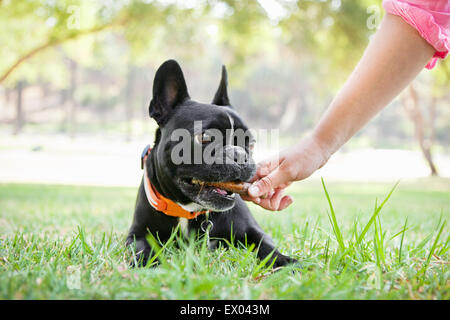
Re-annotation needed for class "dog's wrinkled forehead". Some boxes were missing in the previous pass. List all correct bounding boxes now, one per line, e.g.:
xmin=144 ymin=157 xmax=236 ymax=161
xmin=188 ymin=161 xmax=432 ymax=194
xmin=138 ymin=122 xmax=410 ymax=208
xmin=160 ymin=99 xmax=247 ymax=137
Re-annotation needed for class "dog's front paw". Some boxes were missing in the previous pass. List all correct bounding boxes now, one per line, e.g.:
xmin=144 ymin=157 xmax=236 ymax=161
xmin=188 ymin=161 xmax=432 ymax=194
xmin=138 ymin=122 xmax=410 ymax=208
xmin=129 ymin=250 xmax=150 ymax=268
xmin=126 ymin=236 xmax=157 ymax=268
xmin=272 ymin=255 xmax=300 ymax=269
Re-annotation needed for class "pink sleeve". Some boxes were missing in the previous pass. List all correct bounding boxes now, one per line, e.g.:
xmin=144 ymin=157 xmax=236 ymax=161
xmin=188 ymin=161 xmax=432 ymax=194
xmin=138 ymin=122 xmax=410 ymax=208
xmin=382 ymin=0 xmax=449 ymax=69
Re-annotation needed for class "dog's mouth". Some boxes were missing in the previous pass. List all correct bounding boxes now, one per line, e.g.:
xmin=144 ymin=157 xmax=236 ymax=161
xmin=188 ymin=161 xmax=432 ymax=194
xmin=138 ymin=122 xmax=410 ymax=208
xmin=177 ymin=175 xmax=252 ymax=211
xmin=179 ymin=177 xmax=236 ymax=199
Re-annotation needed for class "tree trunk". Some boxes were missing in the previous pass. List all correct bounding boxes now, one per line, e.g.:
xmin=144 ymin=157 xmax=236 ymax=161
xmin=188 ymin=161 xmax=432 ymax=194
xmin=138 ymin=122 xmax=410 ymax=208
xmin=58 ymin=89 xmax=68 ymax=133
xmin=13 ymin=80 xmax=25 ymax=135
xmin=279 ymin=96 xmax=300 ymax=131
xmin=4 ymin=87 xmax=11 ymax=106
xmin=125 ymin=64 xmax=136 ymax=142
xmin=428 ymin=94 xmax=437 ymax=146
xmin=63 ymin=59 xmax=78 ymax=139
xmin=402 ymin=84 xmax=438 ymax=176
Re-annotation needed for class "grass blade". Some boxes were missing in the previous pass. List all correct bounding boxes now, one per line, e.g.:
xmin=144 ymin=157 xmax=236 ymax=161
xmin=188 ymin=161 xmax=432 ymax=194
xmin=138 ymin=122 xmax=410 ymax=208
xmin=321 ymin=178 xmax=345 ymax=251
xmin=418 ymin=218 xmax=446 ymax=276
xmin=356 ymin=182 xmax=399 ymax=245
xmin=146 ymin=224 xmax=180 ymax=266
xmin=397 ymin=217 xmax=408 ymax=264
xmin=252 ymin=249 xmax=276 ymax=278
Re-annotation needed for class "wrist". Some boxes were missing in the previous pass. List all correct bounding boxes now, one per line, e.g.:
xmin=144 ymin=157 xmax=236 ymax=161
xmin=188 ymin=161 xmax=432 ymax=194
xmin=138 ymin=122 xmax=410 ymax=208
xmin=307 ymin=132 xmax=333 ymax=168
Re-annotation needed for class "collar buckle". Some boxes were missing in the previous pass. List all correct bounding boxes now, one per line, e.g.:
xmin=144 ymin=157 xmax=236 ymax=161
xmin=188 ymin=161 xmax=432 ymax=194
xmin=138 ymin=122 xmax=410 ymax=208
xmin=141 ymin=144 xmax=151 ymax=169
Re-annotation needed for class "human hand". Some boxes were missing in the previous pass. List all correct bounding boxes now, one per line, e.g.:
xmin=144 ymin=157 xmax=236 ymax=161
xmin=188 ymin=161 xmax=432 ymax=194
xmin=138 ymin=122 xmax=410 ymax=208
xmin=241 ymin=135 xmax=330 ymax=211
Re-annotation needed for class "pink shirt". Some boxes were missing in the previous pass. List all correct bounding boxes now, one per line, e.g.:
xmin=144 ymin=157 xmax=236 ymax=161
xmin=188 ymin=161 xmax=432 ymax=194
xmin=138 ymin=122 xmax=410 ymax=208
xmin=383 ymin=0 xmax=449 ymax=69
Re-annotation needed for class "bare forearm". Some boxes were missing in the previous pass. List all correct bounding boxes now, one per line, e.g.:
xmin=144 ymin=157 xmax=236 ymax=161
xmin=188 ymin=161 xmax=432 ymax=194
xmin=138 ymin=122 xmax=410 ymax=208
xmin=246 ymin=14 xmax=437 ymax=210
xmin=312 ymin=14 xmax=435 ymax=156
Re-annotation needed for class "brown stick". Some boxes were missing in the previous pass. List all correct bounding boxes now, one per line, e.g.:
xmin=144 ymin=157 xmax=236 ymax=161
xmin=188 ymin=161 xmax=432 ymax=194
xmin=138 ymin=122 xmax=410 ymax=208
xmin=192 ymin=179 xmax=251 ymax=195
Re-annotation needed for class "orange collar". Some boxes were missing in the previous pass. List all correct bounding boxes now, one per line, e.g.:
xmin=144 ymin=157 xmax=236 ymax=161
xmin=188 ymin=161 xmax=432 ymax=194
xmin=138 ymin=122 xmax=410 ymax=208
xmin=141 ymin=145 xmax=207 ymax=219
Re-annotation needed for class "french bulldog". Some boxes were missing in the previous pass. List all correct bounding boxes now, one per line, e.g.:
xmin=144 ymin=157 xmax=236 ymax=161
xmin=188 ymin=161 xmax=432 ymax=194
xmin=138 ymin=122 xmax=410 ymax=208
xmin=126 ymin=59 xmax=297 ymax=268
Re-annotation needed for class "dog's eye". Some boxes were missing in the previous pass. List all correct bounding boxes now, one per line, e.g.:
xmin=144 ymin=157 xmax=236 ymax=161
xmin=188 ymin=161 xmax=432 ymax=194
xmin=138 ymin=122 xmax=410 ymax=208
xmin=195 ymin=132 xmax=212 ymax=144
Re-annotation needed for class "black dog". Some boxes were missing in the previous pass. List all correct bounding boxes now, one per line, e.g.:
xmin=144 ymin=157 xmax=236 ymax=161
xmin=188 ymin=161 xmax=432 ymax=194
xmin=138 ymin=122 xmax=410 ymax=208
xmin=126 ymin=60 xmax=297 ymax=268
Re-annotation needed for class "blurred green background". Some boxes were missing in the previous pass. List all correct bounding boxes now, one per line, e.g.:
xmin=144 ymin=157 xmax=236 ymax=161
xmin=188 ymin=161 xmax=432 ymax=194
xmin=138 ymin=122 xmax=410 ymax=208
xmin=0 ymin=0 xmax=449 ymax=184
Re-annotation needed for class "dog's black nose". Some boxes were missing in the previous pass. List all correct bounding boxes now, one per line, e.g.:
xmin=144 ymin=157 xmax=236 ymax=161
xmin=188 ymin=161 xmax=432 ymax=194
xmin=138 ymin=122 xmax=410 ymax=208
xmin=234 ymin=147 xmax=248 ymax=164
xmin=225 ymin=145 xmax=248 ymax=165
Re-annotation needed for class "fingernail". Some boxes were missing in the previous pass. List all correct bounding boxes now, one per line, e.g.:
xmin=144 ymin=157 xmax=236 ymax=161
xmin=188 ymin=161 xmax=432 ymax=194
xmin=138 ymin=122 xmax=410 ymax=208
xmin=248 ymin=185 xmax=259 ymax=197
xmin=287 ymin=196 xmax=293 ymax=205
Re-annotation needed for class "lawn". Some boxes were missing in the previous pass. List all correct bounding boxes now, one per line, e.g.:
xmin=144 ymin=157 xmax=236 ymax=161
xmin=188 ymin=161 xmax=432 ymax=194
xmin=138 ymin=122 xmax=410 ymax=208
xmin=0 ymin=179 xmax=448 ymax=299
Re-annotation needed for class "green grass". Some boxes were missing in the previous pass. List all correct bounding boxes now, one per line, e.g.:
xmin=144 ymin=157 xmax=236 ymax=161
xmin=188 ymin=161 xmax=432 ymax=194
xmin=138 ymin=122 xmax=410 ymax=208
xmin=0 ymin=178 xmax=449 ymax=299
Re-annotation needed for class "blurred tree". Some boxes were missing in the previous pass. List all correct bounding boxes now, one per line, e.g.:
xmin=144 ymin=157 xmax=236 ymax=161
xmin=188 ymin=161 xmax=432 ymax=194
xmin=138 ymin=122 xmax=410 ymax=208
xmin=279 ymin=0 xmax=380 ymax=87
xmin=402 ymin=84 xmax=438 ymax=176
xmin=64 ymin=59 xmax=78 ymax=139
xmin=13 ymin=80 xmax=25 ymax=135
xmin=0 ymin=0 xmax=208 ymax=136
xmin=277 ymin=0 xmax=448 ymax=175
xmin=401 ymin=60 xmax=450 ymax=176
xmin=0 ymin=0 xmax=127 ymax=84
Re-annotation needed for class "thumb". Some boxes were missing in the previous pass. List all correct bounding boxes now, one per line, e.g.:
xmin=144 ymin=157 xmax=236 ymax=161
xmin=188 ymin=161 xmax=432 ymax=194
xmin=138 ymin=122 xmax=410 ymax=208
xmin=248 ymin=167 xmax=287 ymax=197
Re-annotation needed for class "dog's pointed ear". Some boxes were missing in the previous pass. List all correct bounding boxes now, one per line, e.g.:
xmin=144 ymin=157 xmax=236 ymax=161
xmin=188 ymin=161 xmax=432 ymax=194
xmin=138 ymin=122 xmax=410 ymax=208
xmin=212 ymin=65 xmax=230 ymax=106
xmin=149 ymin=60 xmax=189 ymax=125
